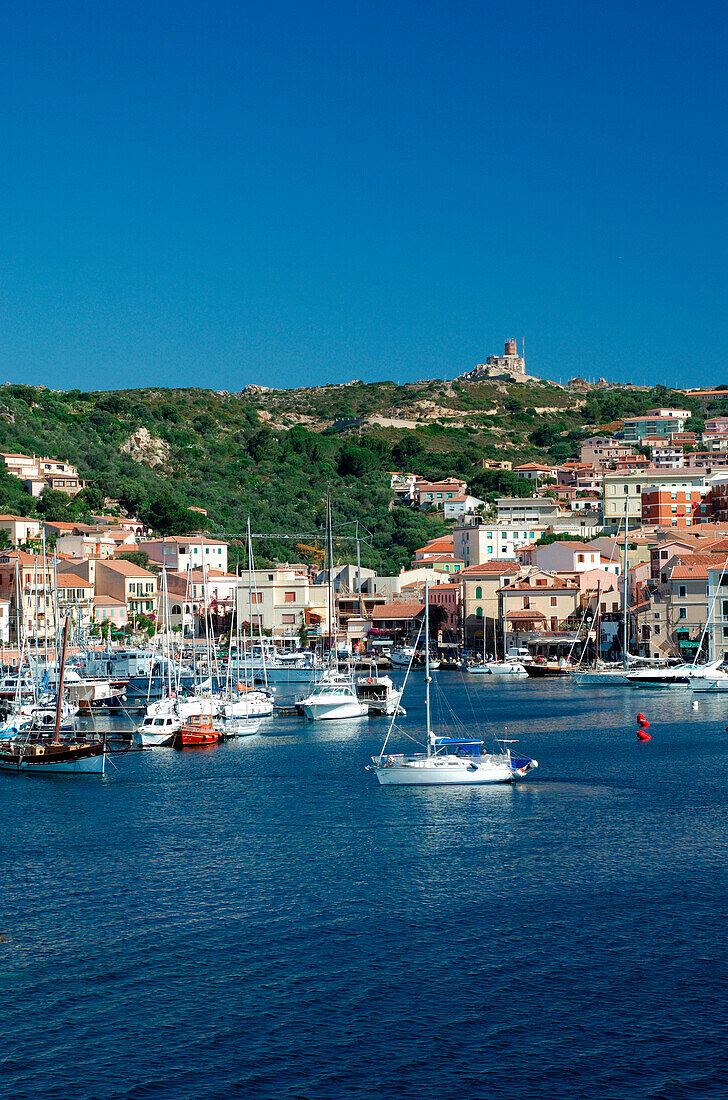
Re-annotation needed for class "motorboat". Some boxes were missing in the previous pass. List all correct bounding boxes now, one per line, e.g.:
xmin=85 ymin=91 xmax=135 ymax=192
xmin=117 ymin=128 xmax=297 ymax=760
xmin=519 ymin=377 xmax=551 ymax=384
xmin=134 ymin=711 xmax=181 ymax=746
xmin=626 ymin=665 xmax=692 ymax=687
xmin=298 ymin=670 xmax=368 ymax=721
xmin=356 ymin=674 xmax=404 ymax=715
xmin=525 ymin=659 xmax=572 ymax=678
xmin=388 ymin=646 xmax=419 ymax=668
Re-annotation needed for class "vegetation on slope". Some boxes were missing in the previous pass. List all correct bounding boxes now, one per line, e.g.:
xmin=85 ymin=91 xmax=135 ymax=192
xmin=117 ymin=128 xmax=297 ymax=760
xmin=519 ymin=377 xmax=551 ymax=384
xmin=0 ymin=379 xmax=722 ymax=573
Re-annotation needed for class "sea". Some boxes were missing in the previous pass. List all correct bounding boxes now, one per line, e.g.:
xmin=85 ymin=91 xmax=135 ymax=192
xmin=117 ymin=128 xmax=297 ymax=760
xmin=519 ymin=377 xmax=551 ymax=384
xmin=1 ymin=673 xmax=727 ymax=1100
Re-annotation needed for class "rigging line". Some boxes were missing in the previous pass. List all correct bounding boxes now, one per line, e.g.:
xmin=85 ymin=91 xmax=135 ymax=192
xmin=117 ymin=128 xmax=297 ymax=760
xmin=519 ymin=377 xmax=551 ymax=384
xmin=378 ymin=619 xmax=424 ymax=761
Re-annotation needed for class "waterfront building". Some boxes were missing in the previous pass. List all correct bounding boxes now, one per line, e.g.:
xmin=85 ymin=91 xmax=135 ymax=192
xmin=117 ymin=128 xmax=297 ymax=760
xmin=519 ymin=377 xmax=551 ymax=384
xmin=236 ymin=566 xmax=330 ymax=641
xmin=459 ymin=562 xmax=522 ymax=645
xmin=498 ymin=571 xmax=582 ymax=649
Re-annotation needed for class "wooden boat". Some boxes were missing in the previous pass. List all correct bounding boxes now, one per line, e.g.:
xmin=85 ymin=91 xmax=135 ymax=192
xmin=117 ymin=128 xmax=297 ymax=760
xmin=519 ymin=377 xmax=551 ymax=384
xmin=173 ymin=713 xmax=220 ymax=748
xmin=0 ymin=737 xmax=106 ymax=774
xmin=0 ymin=618 xmax=107 ymax=775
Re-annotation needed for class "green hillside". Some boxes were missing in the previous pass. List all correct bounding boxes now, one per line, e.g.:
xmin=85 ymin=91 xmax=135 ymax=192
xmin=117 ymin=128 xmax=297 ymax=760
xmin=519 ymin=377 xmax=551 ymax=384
xmin=0 ymin=379 xmax=720 ymax=573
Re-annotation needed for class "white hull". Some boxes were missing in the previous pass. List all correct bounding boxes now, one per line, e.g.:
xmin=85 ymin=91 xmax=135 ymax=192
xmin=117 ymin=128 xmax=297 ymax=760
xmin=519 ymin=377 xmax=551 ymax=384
xmin=220 ymin=695 xmax=274 ymax=718
xmin=570 ymin=670 xmax=629 ymax=685
xmin=219 ymin=716 xmax=262 ymax=736
xmin=302 ymin=700 xmax=368 ymax=720
xmin=134 ymin=728 xmax=177 ymax=746
xmin=375 ymin=757 xmax=514 ymax=785
xmin=468 ymin=663 xmax=527 ymax=676
xmin=692 ymin=678 xmax=728 ymax=693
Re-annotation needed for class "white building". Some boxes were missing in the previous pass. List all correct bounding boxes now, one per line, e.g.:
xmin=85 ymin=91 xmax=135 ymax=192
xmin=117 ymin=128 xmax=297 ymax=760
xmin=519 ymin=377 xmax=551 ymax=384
xmin=142 ymin=536 xmax=228 ymax=574
xmin=454 ymin=523 xmax=543 ymax=567
xmin=442 ymin=494 xmax=485 ymax=520
xmin=519 ymin=541 xmax=621 ymax=576
xmin=0 ymin=515 xmax=41 ymax=545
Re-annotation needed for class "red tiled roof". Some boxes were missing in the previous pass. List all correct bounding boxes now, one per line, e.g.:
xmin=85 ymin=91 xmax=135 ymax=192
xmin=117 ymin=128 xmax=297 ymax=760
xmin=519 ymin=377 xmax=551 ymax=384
xmin=506 ymin=609 xmax=547 ymax=620
xmin=370 ymin=601 xmax=425 ymax=620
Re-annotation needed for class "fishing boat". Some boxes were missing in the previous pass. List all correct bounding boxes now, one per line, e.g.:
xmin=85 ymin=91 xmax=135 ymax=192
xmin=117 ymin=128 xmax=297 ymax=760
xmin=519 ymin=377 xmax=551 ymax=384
xmin=172 ymin=713 xmax=220 ymax=748
xmin=134 ymin=710 xmax=181 ymax=746
xmin=368 ymin=579 xmax=538 ymax=785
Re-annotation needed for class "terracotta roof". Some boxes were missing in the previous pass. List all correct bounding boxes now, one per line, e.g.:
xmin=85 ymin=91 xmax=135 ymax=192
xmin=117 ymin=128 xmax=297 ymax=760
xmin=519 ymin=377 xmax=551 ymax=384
xmin=506 ymin=609 xmax=546 ymax=620
xmin=504 ymin=580 xmax=579 ymax=591
xmin=669 ymin=565 xmax=710 ymax=580
xmin=459 ymin=562 xmax=520 ymax=575
xmin=0 ymin=514 xmax=38 ymax=522
xmin=415 ymin=537 xmax=454 ymax=553
xmin=416 ymin=554 xmax=463 ymax=564
xmin=93 ymin=595 xmax=127 ymax=606
xmin=97 ymin=559 xmax=157 ymax=579
xmin=370 ymin=601 xmax=425 ymax=620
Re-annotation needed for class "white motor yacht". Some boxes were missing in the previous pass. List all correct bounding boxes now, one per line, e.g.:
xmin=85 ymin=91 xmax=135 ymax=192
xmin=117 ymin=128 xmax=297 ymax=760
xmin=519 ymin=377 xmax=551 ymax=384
xmin=298 ymin=671 xmax=368 ymax=721
xmin=388 ymin=646 xmax=419 ymax=668
xmin=134 ymin=711 xmax=181 ymax=746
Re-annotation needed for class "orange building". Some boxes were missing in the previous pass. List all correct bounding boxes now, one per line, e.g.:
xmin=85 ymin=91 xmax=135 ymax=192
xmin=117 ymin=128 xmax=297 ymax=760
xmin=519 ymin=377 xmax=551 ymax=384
xmin=641 ymin=487 xmax=713 ymax=527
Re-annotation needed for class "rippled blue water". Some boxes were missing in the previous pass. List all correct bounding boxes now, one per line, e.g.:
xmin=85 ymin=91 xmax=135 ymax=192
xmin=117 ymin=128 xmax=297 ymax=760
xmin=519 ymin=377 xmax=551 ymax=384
xmin=1 ymin=674 xmax=727 ymax=1099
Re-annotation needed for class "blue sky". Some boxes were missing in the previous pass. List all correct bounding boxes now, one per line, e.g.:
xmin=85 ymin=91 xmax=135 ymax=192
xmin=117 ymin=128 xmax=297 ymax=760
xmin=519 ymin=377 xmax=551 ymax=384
xmin=1 ymin=0 xmax=726 ymax=391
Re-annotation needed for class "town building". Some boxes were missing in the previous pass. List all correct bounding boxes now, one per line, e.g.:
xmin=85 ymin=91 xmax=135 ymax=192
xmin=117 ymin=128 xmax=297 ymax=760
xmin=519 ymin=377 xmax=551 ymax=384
xmin=415 ymin=479 xmax=468 ymax=508
xmin=641 ymin=485 xmax=712 ymax=527
xmin=513 ymin=463 xmax=562 ymax=484
xmin=621 ymin=409 xmax=691 ymax=442
xmin=496 ymin=497 xmax=562 ymax=525
xmin=141 ymin=536 xmax=229 ymax=573
xmin=579 ymin=437 xmax=634 ymax=468
xmin=0 ymin=452 xmax=88 ymax=496
xmin=454 ymin=521 xmax=543 ymax=567
xmin=442 ymin=494 xmax=485 ymax=520
xmin=236 ymin=566 xmax=330 ymax=642
xmin=0 ymin=515 xmax=41 ymax=546
xmin=459 ymin=562 xmax=522 ymax=645
xmin=603 ymin=470 xmax=709 ymax=524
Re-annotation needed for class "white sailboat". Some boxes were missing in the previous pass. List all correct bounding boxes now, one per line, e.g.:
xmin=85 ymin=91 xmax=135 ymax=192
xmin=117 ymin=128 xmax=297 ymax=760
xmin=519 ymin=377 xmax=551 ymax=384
xmin=297 ymin=489 xmax=367 ymax=721
xmin=368 ymin=580 xmax=538 ymax=785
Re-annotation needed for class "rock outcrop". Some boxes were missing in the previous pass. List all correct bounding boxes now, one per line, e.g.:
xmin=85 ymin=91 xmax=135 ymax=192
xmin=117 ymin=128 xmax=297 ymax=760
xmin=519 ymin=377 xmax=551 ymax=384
xmin=120 ymin=426 xmax=170 ymax=469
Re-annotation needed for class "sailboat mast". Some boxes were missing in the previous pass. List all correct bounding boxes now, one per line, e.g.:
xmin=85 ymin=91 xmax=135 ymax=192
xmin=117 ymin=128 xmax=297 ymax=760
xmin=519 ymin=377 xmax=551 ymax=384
xmin=326 ymin=487 xmax=335 ymax=660
xmin=622 ymin=501 xmax=629 ymax=670
xmin=425 ymin=575 xmax=432 ymax=755
xmin=53 ymin=616 xmax=70 ymax=744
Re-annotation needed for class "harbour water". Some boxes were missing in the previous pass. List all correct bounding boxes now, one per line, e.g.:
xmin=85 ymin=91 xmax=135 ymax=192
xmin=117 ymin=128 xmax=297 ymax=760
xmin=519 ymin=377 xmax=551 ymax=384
xmin=1 ymin=674 xmax=727 ymax=1099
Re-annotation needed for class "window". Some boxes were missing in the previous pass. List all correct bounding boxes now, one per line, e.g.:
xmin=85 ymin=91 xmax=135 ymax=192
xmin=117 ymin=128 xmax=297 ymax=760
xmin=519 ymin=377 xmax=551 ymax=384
xmin=679 ymin=607 xmax=687 ymax=619
xmin=171 ymin=604 xmax=182 ymax=615
xmin=476 ymin=607 xmax=483 ymax=618
xmin=281 ymin=613 xmax=296 ymax=625
xmin=654 ymin=625 xmax=661 ymax=635
xmin=679 ymin=585 xmax=687 ymax=598
xmin=523 ymin=597 xmax=530 ymax=609
xmin=475 ymin=586 xmax=482 ymax=599
xmin=550 ymin=596 xmax=558 ymax=607
xmin=284 ymin=592 xmax=296 ymax=602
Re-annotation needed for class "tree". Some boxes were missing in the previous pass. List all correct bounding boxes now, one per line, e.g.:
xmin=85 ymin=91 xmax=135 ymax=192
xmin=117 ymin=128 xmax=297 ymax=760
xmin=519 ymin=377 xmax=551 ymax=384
xmin=117 ymin=550 xmax=151 ymax=569
xmin=36 ymin=488 xmax=72 ymax=521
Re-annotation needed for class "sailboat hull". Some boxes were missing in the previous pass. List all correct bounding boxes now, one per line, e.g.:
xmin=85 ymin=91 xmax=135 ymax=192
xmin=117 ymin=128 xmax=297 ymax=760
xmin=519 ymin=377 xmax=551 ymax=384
xmin=0 ymin=746 xmax=106 ymax=774
xmin=570 ymin=670 xmax=629 ymax=685
xmin=375 ymin=759 xmax=514 ymax=785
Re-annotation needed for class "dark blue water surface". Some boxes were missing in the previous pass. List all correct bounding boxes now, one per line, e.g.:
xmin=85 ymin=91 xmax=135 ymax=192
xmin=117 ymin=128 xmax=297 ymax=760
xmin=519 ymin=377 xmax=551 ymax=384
xmin=2 ymin=674 xmax=727 ymax=1100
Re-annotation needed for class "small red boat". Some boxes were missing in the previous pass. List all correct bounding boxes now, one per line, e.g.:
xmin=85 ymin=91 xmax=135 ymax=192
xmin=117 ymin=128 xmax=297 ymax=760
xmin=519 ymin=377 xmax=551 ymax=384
xmin=173 ymin=714 xmax=220 ymax=749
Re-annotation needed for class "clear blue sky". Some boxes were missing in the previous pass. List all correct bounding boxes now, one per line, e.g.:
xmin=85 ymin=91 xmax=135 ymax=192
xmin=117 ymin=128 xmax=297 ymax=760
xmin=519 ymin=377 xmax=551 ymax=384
xmin=1 ymin=0 xmax=726 ymax=391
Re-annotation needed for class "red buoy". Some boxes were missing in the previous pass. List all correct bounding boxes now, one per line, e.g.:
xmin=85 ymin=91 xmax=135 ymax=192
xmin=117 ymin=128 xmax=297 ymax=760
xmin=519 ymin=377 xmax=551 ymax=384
xmin=636 ymin=729 xmax=652 ymax=741
xmin=637 ymin=714 xmax=650 ymax=728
